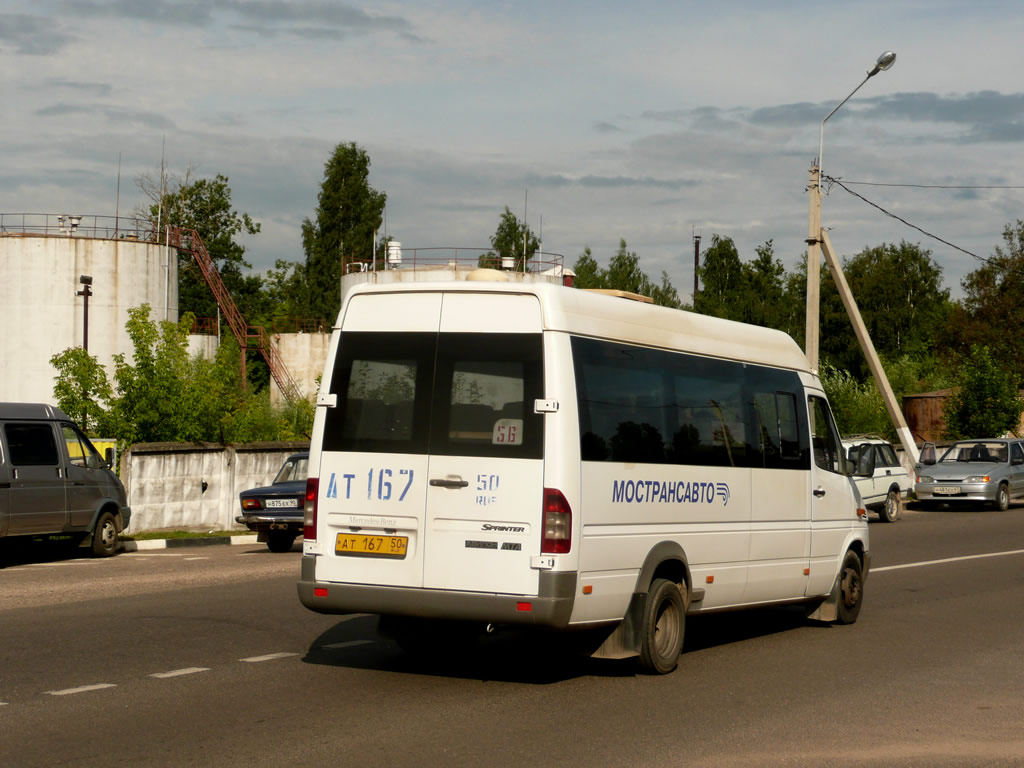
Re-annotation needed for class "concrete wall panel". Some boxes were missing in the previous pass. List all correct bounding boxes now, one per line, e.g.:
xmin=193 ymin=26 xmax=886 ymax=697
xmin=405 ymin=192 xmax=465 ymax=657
xmin=122 ymin=442 xmax=308 ymax=532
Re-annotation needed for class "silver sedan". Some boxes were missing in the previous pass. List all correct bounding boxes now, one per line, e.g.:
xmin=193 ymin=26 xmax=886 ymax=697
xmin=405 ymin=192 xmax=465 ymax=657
xmin=915 ymin=439 xmax=1024 ymax=511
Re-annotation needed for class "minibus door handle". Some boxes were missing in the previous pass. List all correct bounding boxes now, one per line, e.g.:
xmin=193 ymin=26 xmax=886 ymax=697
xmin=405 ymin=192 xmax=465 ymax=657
xmin=813 ymin=487 xmax=826 ymax=498
xmin=430 ymin=477 xmax=469 ymax=489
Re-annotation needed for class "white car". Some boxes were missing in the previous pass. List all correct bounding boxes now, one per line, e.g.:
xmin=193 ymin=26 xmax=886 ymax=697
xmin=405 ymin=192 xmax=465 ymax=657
xmin=843 ymin=437 xmax=912 ymax=522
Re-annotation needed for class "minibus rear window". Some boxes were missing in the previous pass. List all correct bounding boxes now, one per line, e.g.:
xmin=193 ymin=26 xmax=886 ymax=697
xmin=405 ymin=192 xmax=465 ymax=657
xmin=323 ymin=332 xmax=434 ymax=454
xmin=323 ymin=331 xmax=543 ymax=459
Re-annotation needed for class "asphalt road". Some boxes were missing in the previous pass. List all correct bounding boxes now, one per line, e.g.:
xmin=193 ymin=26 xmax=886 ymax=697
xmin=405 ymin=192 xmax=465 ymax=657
xmin=2 ymin=505 xmax=1024 ymax=768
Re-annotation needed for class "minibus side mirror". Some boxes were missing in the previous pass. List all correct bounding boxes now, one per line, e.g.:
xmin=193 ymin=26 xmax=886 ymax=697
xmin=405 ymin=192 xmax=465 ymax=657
xmin=104 ymin=447 xmax=115 ymax=468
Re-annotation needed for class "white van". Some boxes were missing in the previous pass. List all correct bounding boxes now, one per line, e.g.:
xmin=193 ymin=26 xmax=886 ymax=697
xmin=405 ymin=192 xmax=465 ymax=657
xmin=298 ymin=276 xmax=870 ymax=673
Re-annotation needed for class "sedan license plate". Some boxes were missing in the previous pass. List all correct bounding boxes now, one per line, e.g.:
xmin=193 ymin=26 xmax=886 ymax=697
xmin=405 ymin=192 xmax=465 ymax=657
xmin=933 ymin=486 xmax=962 ymax=495
xmin=265 ymin=498 xmax=299 ymax=508
xmin=335 ymin=533 xmax=408 ymax=559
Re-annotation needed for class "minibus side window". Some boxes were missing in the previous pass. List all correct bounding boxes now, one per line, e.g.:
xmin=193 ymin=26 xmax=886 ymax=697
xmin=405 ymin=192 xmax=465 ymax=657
xmin=808 ymin=395 xmax=844 ymax=474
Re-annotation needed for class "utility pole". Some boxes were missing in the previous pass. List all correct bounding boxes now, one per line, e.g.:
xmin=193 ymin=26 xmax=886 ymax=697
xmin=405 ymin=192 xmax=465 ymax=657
xmin=805 ymin=163 xmax=822 ymax=372
xmin=693 ymin=232 xmax=701 ymax=301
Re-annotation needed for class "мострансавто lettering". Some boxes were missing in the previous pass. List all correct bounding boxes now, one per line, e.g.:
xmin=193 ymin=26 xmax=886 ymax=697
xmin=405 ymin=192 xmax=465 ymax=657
xmin=611 ymin=479 xmax=730 ymax=506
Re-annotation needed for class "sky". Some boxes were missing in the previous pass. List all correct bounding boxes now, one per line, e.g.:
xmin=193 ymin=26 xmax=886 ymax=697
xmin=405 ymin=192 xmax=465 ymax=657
xmin=3 ymin=0 xmax=1024 ymax=303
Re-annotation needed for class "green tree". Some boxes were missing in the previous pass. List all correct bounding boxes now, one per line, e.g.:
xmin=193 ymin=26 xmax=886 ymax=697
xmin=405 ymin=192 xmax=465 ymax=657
xmin=140 ymin=171 xmax=263 ymax=322
xmin=694 ymin=235 xmax=745 ymax=321
xmin=944 ymin=220 xmax=1024 ymax=387
xmin=572 ymin=246 xmax=603 ymax=289
xmin=50 ymin=347 xmax=114 ymax=435
xmin=605 ymin=239 xmax=653 ymax=296
xmin=51 ymin=304 xmax=314 ymax=448
xmin=481 ymin=207 xmax=539 ymax=270
xmin=570 ymin=239 xmax=681 ymax=308
xmin=819 ymin=241 xmax=950 ymax=378
xmin=301 ymin=142 xmax=387 ymax=321
xmin=744 ymin=240 xmax=787 ymax=329
xmin=943 ymin=345 xmax=1023 ymax=439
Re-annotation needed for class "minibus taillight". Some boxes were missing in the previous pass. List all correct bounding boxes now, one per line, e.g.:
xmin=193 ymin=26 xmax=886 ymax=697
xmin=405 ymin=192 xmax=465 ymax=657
xmin=304 ymin=477 xmax=319 ymax=541
xmin=541 ymin=488 xmax=572 ymax=554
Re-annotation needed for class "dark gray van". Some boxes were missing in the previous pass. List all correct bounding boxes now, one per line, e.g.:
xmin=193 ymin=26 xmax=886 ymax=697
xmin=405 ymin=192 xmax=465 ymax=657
xmin=0 ymin=403 xmax=131 ymax=556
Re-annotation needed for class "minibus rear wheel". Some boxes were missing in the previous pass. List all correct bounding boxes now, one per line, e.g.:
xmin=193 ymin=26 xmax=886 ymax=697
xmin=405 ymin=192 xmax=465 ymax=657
xmin=638 ymin=578 xmax=685 ymax=675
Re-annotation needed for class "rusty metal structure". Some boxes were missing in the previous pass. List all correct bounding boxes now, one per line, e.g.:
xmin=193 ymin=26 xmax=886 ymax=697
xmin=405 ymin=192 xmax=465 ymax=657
xmin=166 ymin=226 xmax=301 ymax=402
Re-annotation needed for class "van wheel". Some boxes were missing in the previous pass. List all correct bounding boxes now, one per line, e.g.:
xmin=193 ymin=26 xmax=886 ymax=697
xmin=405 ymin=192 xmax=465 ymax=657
xmin=879 ymin=489 xmax=901 ymax=523
xmin=995 ymin=483 xmax=1010 ymax=512
xmin=638 ymin=578 xmax=685 ymax=675
xmin=266 ymin=532 xmax=296 ymax=553
xmin=91 ymin=512 xmax=118 ymax=557
xmin=836 ymin=550 xmax=864 ymax=624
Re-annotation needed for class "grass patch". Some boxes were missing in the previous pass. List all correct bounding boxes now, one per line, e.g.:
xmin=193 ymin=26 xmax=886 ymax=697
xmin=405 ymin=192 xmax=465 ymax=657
xmin=120 ymin=529 xmax=255 ymax=541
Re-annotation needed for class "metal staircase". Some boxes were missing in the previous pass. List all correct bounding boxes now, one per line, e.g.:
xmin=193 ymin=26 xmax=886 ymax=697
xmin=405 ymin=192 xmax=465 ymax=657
xmin=167 ymin=226 xmax=302 ymax=402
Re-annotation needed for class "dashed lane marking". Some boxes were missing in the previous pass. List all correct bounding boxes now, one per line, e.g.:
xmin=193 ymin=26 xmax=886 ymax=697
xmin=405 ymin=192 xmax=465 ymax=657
xmin=873 ymin=548 xmax=1024 ymax=573
xmin=240 ymin=652 xmax=299 ymax=663
xmin=149 ymin=667 xmax=210 ymax=678
xmin=46 ymin=683 xmax=117 ymax=696
xmin=184 ymin=557 xmax=209 ymax=561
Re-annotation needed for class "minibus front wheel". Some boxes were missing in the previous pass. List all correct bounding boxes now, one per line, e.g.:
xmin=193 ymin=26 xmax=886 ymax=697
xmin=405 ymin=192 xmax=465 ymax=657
xmin=638 ymin=578 xmax=685 ymax=675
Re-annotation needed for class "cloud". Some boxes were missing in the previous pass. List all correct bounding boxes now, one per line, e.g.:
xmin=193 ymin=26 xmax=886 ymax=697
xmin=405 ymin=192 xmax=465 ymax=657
xmin=0 ymin=13 xmax=77 ymax=54
xmin=44 ymin=80 xmax=113 ymax=97
xmin=522 ymin=173 xmax=699 ymax=191
xmin=35 ymin=103 xmax=176 ymax=130
xmin=54 ymin=0 xmax=417 ymax=38
xmin=594 ymin=121 xmax=622 ymax=134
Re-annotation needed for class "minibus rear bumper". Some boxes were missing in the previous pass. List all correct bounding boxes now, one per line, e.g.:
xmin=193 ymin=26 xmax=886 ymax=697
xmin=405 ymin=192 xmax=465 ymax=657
xmin=297 ymin=555 xmax=576 ymax=627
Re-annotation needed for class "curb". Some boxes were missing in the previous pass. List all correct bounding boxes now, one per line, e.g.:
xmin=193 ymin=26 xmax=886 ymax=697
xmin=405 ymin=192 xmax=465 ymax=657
xmin=121 ymin=535 xmax=259 ymax=552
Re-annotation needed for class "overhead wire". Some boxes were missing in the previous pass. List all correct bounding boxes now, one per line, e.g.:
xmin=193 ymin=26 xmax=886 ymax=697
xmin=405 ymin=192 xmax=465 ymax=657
xmin=822 ymin=174 xmax=993 ymax=265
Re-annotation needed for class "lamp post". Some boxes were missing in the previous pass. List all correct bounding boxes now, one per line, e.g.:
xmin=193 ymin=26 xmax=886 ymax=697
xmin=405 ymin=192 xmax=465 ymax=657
xmin=806 ymin=50 xmax=895 ymax=372
xmin=76 ymin=275 xmax=93 ymax=352
xmin=805 ymin=52 xmax=919 ymax=463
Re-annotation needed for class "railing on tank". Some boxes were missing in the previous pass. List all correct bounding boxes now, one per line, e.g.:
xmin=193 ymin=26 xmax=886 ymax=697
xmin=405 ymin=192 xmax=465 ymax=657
xmin=271 ymin=317 xmax=329 ymax=334
xmin=0 ymin=213 xmax=159 ymax=241
xmin=342 ymin=247 xmax=567 ymax=277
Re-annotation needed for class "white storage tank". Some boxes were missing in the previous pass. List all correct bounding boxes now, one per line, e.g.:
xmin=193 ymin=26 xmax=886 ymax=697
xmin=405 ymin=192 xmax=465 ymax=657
xmin=0 ymin=222 xmax=178 ymax=404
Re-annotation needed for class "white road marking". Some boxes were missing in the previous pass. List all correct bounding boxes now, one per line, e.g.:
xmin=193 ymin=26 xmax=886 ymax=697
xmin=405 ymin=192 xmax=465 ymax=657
xmin=46 ymin=683 xmax=117 ymax=696
xmin=184 ymin=557 xmax=209 ymax=561
xmin=873 ymin=548 xmax=1024 ymax=573
xmin=321 ymin=640 xmax=374 ymax=650
xmin=240 ymin=652 xmax=299 ymax=663
xmin=149 ymin=667 xmax=210 ymax=678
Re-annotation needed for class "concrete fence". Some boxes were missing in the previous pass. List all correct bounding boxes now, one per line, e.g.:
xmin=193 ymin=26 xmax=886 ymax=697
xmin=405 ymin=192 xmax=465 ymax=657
xmin=121 ymin=441 xmax=309 ymax=532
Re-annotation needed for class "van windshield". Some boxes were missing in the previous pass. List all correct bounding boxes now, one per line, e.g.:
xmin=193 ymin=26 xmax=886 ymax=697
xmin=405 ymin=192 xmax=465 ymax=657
xmin=323 ymin=332 xmax=544 ymax=459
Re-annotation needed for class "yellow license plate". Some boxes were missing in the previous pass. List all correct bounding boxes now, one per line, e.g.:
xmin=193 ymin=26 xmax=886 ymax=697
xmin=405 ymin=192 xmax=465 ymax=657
xmin=335 ymin=533 xmax=408 ymax=559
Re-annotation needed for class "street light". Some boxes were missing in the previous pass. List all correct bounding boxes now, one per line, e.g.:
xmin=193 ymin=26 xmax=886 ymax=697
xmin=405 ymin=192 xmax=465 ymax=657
xmin=806 ymin=50 xmax=896 ymax=371
xmin=804 ymin=51 xmax=919 ymax=463
xmin=818 ymin=51 xmax=896 ymax=186
xmin=76 ymin=274 xmax=93 ymax=352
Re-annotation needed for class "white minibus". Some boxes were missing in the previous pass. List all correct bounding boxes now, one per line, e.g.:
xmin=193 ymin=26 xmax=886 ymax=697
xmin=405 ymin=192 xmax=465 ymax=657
xmin=298 ymin=274 xmax=869 ymax=673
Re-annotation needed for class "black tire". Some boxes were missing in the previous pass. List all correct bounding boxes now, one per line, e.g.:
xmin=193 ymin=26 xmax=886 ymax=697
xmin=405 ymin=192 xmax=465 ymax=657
xmin=638 ymin=578 xmax=686 ymax=675
xmin=836 ymin=550 xmax=864 ymax=624
xmin=878 ymin=488 xmax=901 ymax=523
xmin=995 ymin=483 xmax=1010 ymax=512
xmin=91 ymin=511 xmax=119 ymax=557
xmin=266 ymin=531 xmax=296 ymax=553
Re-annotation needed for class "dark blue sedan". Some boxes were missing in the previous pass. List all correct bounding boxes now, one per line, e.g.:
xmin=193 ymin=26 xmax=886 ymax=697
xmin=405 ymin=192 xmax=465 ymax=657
xmin=237 ymin=452 xmax=308 ymax=552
